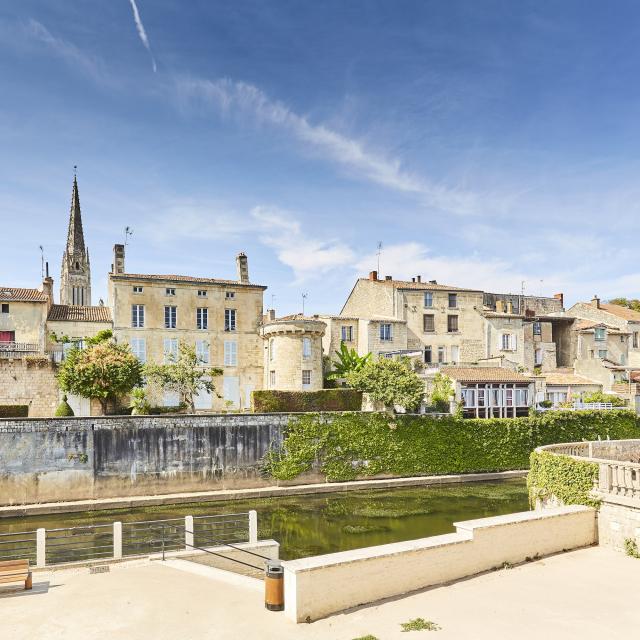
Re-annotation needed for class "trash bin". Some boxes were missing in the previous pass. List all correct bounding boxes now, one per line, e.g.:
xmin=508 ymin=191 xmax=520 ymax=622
xmin=264 ymin=559 xmax=284 ymax=611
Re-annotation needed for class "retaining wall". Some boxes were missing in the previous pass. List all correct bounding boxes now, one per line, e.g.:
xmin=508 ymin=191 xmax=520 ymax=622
xmin=282 ymin=505 xmax=597 ymax=622
xmin=0 ymin=414 xmax=290 ymax=505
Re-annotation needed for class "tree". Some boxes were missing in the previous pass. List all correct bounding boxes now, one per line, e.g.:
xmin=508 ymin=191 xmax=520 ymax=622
xmin=581 ymin=391 xmax=627 ymax=407
xmin=327 ymin=342 xmax=372 ymax=380
xmin=57 ymin=335 xmax=143 ymax=414
xmin=608 ymin=298 xmax=640 ymax=312
xmin=144 ymin=342 xmax=223 ymax=412
xmin=345 ymin=357 xmax=424 ymax=411
xmin=429 ymin=373 xmax=454 ymax=412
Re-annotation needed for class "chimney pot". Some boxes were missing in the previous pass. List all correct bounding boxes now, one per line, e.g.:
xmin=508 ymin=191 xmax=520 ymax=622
xmin=411 ymin=277 xmax=415 ymax=283
xmin=369 ymin=270 xmax=378 ymax=281
xmin=416 ymin=275 xmax=422 ymax=283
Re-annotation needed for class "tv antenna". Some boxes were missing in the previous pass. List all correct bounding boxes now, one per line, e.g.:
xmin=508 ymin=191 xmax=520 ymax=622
xmin=376 ymin=241 xmax=383 ymax=273
xmin=124 ymin=226 xmax=134 ymax=246
xmin=39 ymin=245 xmax=44 ymax=278
xmin=302 ymin=292 xmax=308 ymax=315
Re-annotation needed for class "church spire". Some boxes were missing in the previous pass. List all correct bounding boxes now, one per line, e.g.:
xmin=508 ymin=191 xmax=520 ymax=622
xmin=60 ymin=169 xmax=92 ymax=306
xmin=66 ymin=170 xmax=86 ymax=255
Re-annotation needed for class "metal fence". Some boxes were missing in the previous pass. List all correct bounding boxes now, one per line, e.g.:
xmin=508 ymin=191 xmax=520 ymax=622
xmin=0 ymin=511 xmax=256 ymax=568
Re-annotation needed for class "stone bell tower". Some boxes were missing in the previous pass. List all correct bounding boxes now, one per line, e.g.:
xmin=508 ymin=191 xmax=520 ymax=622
xmin=60 ymin=172 xmax=91 ymax=306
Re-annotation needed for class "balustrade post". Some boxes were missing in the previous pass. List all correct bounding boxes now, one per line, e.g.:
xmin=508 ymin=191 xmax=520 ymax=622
xmin=598 ymin=463 xmax=612 ymax=492
xmin=185 ymin=516 xmax=194 ymax=551
xmin=36 ymin=528 xmax=46 ymax=568
xmin=113 ymin=522 xmax=122 ymax=560
xmin=249 ymin=510 xmax=258 ymax=544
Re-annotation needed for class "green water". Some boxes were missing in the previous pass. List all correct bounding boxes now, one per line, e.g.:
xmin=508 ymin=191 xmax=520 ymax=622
xmin=0 ymin=479 xmax=528 ymax=560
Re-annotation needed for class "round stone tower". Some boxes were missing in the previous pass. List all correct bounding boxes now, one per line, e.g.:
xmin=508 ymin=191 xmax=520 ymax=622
xmin=260 ymin=315 xmax=326 ymax=391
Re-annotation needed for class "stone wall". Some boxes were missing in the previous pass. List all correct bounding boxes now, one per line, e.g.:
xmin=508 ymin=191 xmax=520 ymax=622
xmin=0 ymin=358 xmax=59 ymax=417
xmin=0 ymin=413 xmax=292 ymax=505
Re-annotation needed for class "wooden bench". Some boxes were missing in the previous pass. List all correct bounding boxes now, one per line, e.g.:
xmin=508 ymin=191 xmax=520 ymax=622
xmin=0 ymin=559 xmax=32 ymax=590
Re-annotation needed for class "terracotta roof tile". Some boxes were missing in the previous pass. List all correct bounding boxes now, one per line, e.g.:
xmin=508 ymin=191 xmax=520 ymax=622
xmin=110 ymin=273 xmax=266 ymax=289
xmin=574 ymin=320 xmax=627 ymax=334
xmin=440 ymin=366 xmax=531 ymax=383
xmin=543 ymin=371 xmax=600 ymax=386
xmin=0 ymin=287 xmax=48 ymax=302
xmin=599 ymin=303 xmax=640 ymax=322
xmin=47 ymin=305 xmax=112 ymax=323
xmin=360 ymin=278 xmax=481 ymax=292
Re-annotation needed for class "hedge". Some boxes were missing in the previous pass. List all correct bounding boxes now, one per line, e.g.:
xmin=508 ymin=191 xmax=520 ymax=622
xmin=265 ymin=409 xmax=639 ymax=482
xmin=527 ymin=450 xmax=599 ymax=509
xmin=252 ymin=389 xmax=363 ymax=413
xmin=0 ymin=405 xmax=28 ymax=418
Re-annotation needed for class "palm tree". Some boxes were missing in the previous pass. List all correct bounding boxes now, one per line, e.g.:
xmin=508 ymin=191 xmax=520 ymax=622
xmin=327 ymin=342 xmax=372 ymax=380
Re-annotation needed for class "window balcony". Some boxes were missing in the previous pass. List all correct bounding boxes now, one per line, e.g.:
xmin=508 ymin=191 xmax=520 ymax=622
xmin=0 ymin=342 xmax=42 ymax=358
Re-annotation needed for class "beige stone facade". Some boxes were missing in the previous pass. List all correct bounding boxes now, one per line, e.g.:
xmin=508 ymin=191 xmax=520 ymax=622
xmin=0 ymin=357 xmax=59 ymax=416
xmin=260 ymin=316 xmax=325 ymax=391
xmin=108 ymin=245 xmax=266 ymax=411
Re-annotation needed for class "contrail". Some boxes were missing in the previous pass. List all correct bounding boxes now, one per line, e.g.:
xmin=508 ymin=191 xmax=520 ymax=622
xmin=128 ymin=0 xmax=157 ymax=72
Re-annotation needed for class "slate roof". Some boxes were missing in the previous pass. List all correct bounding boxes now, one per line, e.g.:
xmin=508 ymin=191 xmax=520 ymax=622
xmin=0 ymin=287 xmax=48 ymax=302
xmin=47 ymin=305 xmax=112 ymax=323
xmin=110 ymin=273 xmax=266 ymax=289
xmin=440 ymin=366 xmax=531 ymax=383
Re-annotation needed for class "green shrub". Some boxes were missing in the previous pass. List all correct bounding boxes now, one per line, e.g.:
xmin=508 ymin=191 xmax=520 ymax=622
xmin=54 ymin=395 xmax=75 ymax=417
xmin=252 ymin=389 xmax=362 ymax=413
xmin=528 ymin=450 xmax=599 ymax=508
xmin=148 ymin=404 xmax=187 ymax=415
xmin=581 ymin=391 xmax=627 ymax=406
xmin=265 ymin=409 xmax=639 ymax=482
xmin=0 ymin=405 xmax=29 ymax=418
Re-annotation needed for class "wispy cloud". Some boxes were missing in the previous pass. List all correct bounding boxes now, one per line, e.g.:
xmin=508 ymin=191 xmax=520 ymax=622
xmin=176 ymin=77 xmax=483 ymax=215
xmin=128 ymin=0 xmax=157 ymax=72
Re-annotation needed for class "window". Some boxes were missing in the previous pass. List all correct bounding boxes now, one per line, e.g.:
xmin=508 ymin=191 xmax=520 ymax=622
xmin=634 ymin=332 xmax=639 ymax=349
xmin=303 ymin=337 xmax=312 ymax=359
xmin=341 ymin=325 xmax=353 ymax=342
xmin=302 ymin=370 xmax=311 ymax=388
xmin=505 ymin=389 xmax=514 ymax=407
xmin=196 ymin=340 xmax=209 ymax=364
xmin=130 ymin=338 xmax=146 ymax=363
xmin=225 ymin=291 xmax=236 ymax=300
xmin=423 ymin=314 xmax=435 ymax=333
xmin=131 ymin=304 xmax=145 ymax=328
xmin=533 ymin=322 xmax=541 ymax=336
xmin=196 ymin=307 xmax=208 ymax=330
xmin=197 ymin=290 xmax=207 ymax=297
xmin=438 ymin=346 xmax=445 ymax=363
xmin=269 ymin=370 xmax=276 ymax=387
xmin=448 ymin=293 xmax=457 ymax=308
xmin=515 ymin=389 xmax=529 ymax=406
xmin=133 ymin=286 xmax=143 ymax=294
xmin=224 ymin=341 xmax=237 ymax=366
xmin=163 ymin=338 xmax=178 ymax=363
xmin=477 ymin=389 xmax=486 ymax=407
xmin=598 ymin=349 xmax=608 ymax=359
xmin=620 ymin=335 xmax=625 ymax=343
xmin=72 ymin=287 xmax=85 ymax=305
xmin=424 ymin=292 xmax=433 ymax=308
xmin=164 ymin=305 xmax=177 ymax=329
xmin=269 ymin=338 xmax=275 ymax=361
xmin=461 ymin=388 xmax=476 ymax=407
xmin=225 ymin=309 xmax=237 ymax=331
xmin=1 ymin=304 xmax=8 ymax=314
xmin=594 ymin=327 xmax=606 ymax=341
xmin=447 ymin=315 xmax=458 ymax=333
xmin=166 ymin=288 xmax=176 ymax=296
xmin=501 ymin=333 xmax=516 ymax=351
xmin=450 ymin=345 xmax=459 ymax=364
xmin=379 ymin=323 xmax=392 ymax=341
xmin=424 ymin=346 xmax=432 ymax=364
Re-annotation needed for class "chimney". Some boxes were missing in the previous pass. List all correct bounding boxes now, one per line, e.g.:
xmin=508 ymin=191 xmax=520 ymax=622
xmin=385 ymin=275 xmax=392 ymax=281
xmin=369 ymin=270 xmax=378 ymax=281
xmin=416 ymin=275 xmax=422 ymax=283
xmin=411 ymin=277 xmax=415 ymax=283
xmin=429 ymin=280 xmax=437 ymax=285
xmin=507 ymin=300 xmax=514 ymax=314
xmin=40 ymin=262 xmax=54 ymax=308
xmin=268 ymin=309 xmax=276 ymax=321
xmin=591 ymin=295 xmax=600 ymax=309
xmin=113 ymin=244 xmax=125 ymax=275
xmin=496 ymin=300 xmax=504 ymax=313
xmin=236 ymin=252 xmax=249 ymax=284
xmin=554 ymin=292 xmax=564 ymax=308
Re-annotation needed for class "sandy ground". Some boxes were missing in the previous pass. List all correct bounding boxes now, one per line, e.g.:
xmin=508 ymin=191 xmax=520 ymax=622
xmin=1 ymin=547 xmax=638 ymax=640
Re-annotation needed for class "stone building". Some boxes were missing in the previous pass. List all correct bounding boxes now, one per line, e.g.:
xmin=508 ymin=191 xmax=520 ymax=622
xmin=108 ymin=245 xmax=266 ymax=410
xmin=260 ymin=313 xmax=325 ymax=392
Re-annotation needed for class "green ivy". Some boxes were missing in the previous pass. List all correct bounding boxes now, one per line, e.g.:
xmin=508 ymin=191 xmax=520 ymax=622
xmin=252 ymin=389 xmax=362 ymax=413
xmin=527 ymin=451 xmax=600 ymax=508
xmin=265 ymin=410 xmax=639 ymax=483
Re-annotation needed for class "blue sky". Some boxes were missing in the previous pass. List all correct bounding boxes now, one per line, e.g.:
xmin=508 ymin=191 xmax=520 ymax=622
xmin=2 ymin=1 xmax=640 ymax=314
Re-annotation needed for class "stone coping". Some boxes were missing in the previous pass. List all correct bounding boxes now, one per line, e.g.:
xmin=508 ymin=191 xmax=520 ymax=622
xmin=282 ymin=506 xmax=591 ymax=573
xmin=536 ymin=440 xmax=640 ymax=467
xmin=0 ymin=470 xmax=527 ymax=518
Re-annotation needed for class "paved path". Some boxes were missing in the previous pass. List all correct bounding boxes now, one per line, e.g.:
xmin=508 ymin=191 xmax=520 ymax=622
xmin=2 ymin=547 xmax=637 ymax=639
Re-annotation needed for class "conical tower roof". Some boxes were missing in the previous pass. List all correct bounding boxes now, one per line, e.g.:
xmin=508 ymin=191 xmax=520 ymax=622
xmin=66 ymin=175 xmax=86 ymax=255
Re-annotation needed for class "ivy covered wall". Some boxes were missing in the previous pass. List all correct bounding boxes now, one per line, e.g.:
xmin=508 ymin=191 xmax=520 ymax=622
xmin=266 ymin=410 xmax=639 ymax=482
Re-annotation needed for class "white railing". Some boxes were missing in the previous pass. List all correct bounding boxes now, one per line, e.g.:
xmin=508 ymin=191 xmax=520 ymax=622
xmin=0 ymin=510 xmax=258 ymax=568
xmin=0 ymin=342 xmax=41 ymax=357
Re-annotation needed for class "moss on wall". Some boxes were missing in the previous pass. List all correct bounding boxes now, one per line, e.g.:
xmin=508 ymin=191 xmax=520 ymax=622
xmin=252 ymin=389 xmax=362 ymax=413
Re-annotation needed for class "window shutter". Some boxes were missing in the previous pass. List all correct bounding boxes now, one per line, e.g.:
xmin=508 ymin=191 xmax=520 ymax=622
xmin=512 ymin=334 xmax=517 ymax=351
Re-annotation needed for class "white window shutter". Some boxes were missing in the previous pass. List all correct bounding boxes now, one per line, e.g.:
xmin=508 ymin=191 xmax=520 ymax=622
xmin=498 ymin=335 xmax=504 ymax=351
xmin=512 ymin=334 xmax=518 ymax=351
